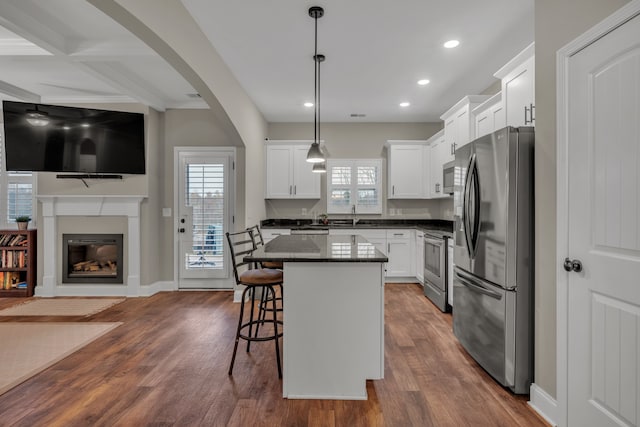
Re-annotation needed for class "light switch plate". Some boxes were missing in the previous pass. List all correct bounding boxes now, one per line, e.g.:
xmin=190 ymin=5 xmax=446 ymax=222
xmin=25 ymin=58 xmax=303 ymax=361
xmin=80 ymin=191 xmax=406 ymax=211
xmin=162 ymin=208 xmax=172 ymax=217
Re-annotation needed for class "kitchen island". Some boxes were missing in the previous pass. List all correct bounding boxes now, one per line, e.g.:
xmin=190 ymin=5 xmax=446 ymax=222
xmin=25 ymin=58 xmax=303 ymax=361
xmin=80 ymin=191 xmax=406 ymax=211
xmin=245 ymin=234 xmax=388 ymax=400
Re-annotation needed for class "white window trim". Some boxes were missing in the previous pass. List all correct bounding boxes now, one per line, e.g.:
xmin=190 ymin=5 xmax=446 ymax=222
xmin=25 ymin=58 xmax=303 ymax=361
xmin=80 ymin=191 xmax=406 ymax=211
xmin=327 ymin=159 xmax=382 ymax=214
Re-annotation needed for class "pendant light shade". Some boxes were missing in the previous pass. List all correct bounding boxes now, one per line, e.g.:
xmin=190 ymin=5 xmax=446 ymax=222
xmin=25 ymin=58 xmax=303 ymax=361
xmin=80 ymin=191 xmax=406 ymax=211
xmin=306 ymin=6 xmax=327 ymax=164
xmin=307 ymin=142 xmax=325 ymax=163
xmin=312 ymin=161 xmax=326 ymax=173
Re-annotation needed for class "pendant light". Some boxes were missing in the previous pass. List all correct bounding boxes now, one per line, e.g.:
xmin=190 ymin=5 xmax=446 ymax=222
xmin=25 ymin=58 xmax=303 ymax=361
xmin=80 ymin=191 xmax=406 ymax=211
xmin=306 ymin=6 xmax=326 ymax=164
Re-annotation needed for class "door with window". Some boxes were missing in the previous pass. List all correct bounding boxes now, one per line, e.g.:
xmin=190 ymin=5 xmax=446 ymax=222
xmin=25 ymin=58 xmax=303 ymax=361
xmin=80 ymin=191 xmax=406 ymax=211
xmin=176 ymin=148 xmax=234 ymax=289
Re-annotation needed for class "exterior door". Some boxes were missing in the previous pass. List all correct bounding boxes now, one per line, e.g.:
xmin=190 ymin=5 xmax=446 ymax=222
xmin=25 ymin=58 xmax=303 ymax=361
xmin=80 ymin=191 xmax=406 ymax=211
xmin=176 ymin=148 xmax=234 ymax=289
xmin=565 ymin=13 xmax=640 ymax=427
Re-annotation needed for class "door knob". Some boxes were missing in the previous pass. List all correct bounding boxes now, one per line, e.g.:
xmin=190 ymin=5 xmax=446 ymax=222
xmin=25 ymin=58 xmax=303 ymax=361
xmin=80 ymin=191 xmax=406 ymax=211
xmin=563 ymin=257 xmax=582 ymax=273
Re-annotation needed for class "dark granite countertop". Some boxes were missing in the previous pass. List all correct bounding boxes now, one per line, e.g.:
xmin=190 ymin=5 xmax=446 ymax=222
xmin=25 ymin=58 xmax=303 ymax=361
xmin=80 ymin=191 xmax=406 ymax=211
xmin=245 ymin=234 xmax=388 ymax=263
xmin=260 ymin=218 xmax=453 ymax=238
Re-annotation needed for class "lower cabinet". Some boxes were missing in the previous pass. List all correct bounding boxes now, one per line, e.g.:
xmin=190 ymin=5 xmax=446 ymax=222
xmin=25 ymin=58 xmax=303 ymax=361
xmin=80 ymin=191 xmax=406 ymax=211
xmin=261 ymin=228 xmax=290 ymax=243
xmin=385 ymin=230 xmax=412 ymax=277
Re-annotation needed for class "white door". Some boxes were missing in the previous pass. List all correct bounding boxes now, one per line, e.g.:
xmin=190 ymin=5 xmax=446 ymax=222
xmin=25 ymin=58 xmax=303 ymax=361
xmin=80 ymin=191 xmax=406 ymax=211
xmin=176 ymin=149 xmax=234 ymax=289
xmin=566 ymin=13 xmax=640 ymax=427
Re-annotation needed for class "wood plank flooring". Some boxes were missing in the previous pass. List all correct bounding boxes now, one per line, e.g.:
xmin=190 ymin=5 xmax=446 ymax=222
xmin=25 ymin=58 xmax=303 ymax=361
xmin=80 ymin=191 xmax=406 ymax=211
xmin=0 ymin=284 xmax=549 ymax=427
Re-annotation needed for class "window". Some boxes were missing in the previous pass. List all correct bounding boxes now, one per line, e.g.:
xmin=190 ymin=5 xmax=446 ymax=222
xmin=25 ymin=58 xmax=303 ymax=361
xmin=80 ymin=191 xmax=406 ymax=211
xmin=327 ymin=159 xmax=382 ymax=214
xmin=0 ymin=125 xmax=36 ymax=227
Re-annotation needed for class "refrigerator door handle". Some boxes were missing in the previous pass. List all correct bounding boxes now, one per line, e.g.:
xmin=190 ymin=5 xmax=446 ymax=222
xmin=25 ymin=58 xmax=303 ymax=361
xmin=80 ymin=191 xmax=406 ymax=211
xmin=468 ymin=158 xmax=481 ymax=256
xmin=463 ymin=154 xmax=476 ymax=257
xmin=455 ymin=269 xmax=502 ymax=300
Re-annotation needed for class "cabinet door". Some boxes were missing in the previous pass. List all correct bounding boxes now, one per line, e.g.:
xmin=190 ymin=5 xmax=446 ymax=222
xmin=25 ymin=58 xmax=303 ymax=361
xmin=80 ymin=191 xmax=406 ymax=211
xmin=388 ymin=145 xmax=423 ymax=198
xmin=416 ymin=232 xmax=424 ymax=283
xmin=492 ymin=103 xmax=506 ymax=131
xmin=455 ymin=108 xmax=472 ymax=149
xmin=292 ymin=146 xmax=320 ymax=198
xmin=265 ymin=146 xmax=293 ymax=198
xmin=503 ymin=56 xmax=534 ymax=127
xmin=444 ymin=117 xmax=456 ymax=160
xmin=386 ymin=230 xmax=412 ymax=276
xmin=476 ymin=110 xmax=493 ymax=139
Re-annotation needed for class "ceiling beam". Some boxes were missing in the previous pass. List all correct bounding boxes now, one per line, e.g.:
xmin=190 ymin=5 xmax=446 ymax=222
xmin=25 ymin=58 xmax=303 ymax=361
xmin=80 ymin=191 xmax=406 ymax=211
xmin=0 ymin=80 xmax=40 ymax=103
xmin=77 ymin=61 xmax=167 ymax=111
xmin=0 ymin=1 xmax=68 ymax=55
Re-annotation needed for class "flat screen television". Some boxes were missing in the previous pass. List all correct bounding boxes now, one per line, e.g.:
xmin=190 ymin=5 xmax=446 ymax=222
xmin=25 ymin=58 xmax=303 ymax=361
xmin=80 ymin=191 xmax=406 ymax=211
xmin=2 ymin=100 xmax=145 ymax=174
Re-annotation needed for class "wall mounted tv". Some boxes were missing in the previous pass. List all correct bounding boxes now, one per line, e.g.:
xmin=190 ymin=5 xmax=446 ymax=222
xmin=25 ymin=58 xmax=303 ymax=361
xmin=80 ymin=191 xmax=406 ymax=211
xmin=2 ymin=100 xmax=145 ymax=175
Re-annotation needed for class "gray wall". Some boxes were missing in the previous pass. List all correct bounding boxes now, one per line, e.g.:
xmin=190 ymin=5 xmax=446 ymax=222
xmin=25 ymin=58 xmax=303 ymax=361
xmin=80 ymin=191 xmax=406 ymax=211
xmin=534 ymin=0 xmax=630 ymax=399
xmin=267 ymin=122 xmax=452 ymax=220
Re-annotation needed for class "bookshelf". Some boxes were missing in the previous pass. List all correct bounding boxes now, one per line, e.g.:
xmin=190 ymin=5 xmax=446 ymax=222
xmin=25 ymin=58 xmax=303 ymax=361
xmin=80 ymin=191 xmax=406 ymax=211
xmin=0 ymin=229 xmax=36 ymax=297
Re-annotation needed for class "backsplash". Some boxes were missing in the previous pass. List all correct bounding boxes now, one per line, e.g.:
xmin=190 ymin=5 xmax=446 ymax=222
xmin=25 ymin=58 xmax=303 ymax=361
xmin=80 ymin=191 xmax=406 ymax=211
xmin=265 ymin=198 xmax=454 ymax=221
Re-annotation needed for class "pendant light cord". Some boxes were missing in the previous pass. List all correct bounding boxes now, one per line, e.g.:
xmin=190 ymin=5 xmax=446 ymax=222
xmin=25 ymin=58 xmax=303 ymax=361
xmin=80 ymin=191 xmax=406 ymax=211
xmin=313 ymin=13 xmax=318 ymax=146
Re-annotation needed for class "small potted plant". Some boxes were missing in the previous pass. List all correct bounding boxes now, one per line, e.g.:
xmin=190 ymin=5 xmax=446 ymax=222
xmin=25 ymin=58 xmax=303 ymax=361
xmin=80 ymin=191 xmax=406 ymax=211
xmin=15 ymin=216 xmax=30 ymax=230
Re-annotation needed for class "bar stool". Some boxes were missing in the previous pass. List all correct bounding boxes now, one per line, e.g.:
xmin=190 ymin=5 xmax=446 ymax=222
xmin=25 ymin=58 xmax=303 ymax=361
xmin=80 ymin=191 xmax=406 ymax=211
xmin=246 ymin=225 xmax=283 ymax=269
xmin=247 ymin=225 xmax=284 ymax=328
xmin=226 ymin=229 xmax=283 ymax=378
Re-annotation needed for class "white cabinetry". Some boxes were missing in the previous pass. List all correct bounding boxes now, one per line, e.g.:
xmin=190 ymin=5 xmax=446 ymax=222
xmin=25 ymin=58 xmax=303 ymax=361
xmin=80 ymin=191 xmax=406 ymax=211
xmin=473 ymin=92 xmax=505 ymax=138
xmin=440 ymin=95 xmax=491 ymax=155
xmin=494 ymin=42 xmax=535 ymax=127
xmin=385 ymin=229 xmax=412 ymax=277
xmin=386 ymin=142 xmax=428 ymax=199
xmin=261 ymin=228 xmax=290 ymax=243
xmin=265 ymin=142 xmax=320 ymax=199
xmin=427 ymin=130 xmax=450 ymax=199
xmin=415 ymin=230 xmax=424 ymax=284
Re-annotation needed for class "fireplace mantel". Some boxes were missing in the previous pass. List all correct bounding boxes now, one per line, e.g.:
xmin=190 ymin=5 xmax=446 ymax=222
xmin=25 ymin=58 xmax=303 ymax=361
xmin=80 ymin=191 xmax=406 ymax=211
xmin=37 ymin=195 xmax=145 ymax=297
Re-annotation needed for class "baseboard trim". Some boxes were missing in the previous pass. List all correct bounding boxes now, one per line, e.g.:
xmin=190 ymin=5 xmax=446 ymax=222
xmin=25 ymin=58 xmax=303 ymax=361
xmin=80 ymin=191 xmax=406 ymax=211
xmin=528 ymin=383 xmax=558 ymax=426
xmin=139 ymin=281 xmax=175 ymax=297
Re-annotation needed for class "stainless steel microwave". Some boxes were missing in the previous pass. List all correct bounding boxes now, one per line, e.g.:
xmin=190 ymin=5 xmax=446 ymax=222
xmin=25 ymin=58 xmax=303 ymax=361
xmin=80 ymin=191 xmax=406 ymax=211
xmin=443 ymin=161 xmax=455 ymax=194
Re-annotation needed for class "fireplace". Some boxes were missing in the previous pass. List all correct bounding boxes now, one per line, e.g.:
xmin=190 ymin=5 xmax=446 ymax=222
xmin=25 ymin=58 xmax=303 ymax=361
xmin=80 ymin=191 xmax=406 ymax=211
xmin=63 ymin=234 xmax=124 ymax=284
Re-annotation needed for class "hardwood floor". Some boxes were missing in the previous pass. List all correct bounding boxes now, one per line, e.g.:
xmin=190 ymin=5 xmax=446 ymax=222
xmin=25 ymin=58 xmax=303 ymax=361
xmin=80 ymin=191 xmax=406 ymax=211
xmin=0 ymin=284 xmax=549 ymax=427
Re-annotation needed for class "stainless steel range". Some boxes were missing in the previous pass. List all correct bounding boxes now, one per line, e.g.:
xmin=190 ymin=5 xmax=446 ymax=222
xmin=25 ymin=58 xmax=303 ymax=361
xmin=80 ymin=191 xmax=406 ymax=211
xmin=423 ymin=231 xmax=449 ymax=312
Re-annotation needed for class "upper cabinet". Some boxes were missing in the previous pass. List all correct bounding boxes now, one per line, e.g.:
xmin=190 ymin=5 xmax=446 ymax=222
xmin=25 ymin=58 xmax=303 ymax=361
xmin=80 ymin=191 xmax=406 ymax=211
xmin=265 ymin=142 xmax=321 ymax=199
xmin=473 ymin=92 xmax=505 ymax=139
xmin=494 ymin=42 xmax=535 ymax=127
xmin=427 ymin=130 xmax=450 ymax=199
xmin=386 ymin=141 xmax=428 ymax=199
xmin=440 ymin=95 xmax=491 ymax=155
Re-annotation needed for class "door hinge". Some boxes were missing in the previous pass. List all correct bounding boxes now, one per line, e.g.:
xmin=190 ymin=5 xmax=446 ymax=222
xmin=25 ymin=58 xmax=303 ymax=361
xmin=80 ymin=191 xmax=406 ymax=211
xmin=232 ymin=215 xmax=235 ymax=224
xmin=232 ymin=161 xmax=235 ymax=170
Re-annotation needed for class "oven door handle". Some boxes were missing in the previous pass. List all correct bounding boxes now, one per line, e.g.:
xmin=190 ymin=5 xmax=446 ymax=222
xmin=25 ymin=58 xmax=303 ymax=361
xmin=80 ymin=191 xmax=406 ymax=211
xmin=455 ymin=269 xmax=502 ymax=300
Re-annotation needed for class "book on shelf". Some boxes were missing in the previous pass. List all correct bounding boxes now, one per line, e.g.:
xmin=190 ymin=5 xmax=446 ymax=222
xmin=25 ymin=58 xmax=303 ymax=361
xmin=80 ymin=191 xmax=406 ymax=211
xmin=1 ymin=272 xmax=21 ymax=290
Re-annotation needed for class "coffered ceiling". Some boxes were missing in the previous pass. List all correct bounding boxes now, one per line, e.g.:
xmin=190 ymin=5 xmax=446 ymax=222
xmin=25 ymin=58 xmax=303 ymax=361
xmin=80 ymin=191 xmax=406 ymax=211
xmin=0 ymin=0 xmax=534 ymax=122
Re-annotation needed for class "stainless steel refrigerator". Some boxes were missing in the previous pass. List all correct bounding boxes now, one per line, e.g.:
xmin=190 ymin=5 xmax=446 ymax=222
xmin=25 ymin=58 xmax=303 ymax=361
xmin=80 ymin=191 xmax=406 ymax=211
xmin=452 ymin=126 xmax=534 ymax=394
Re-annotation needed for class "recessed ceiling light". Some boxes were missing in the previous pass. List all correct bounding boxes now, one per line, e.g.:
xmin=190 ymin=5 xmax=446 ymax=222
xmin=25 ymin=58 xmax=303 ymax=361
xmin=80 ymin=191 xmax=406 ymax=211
xmin=444 ymin=40 xmax=460 ymax=49
xmin=81 ymin=123 xmax=90 ymax=128
xmin=303 ymin=102 xmax=314 ymax=107
xmin=417 ymin=79 xmax=430 ymax=86
xmin=63 ymin=125 xmax=70 ymax=130
xmin=399 ymin=102 xmax=410 ymax=108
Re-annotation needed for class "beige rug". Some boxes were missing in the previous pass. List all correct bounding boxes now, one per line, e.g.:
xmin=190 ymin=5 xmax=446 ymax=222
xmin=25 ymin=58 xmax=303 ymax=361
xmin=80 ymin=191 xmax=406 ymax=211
xmin=0 ymin=322 xmax=121 ymax=395
xmin=0 ymin=298 xmax=125 ymax=317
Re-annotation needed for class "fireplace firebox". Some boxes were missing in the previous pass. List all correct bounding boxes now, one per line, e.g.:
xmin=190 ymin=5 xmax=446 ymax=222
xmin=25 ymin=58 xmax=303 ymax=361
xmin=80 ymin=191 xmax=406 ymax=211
xmin=63 ymin=234 xmax=123 ymax=284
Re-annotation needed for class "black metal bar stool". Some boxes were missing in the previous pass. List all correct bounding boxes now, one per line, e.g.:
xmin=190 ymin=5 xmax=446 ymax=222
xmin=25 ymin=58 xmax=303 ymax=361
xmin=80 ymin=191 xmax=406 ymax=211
xmin=247 ymin=225 xmax=284 ymax=328
xmin=226 ymin=229 xmax=283 ymax=378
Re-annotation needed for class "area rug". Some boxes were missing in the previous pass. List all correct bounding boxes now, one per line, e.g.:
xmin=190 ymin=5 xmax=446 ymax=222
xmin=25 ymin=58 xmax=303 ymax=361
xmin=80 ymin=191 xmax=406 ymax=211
xmin=0 ymin=298 xmax=125 ymax=317
xmin=0 ymin=322 xmax=121 ymax=395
